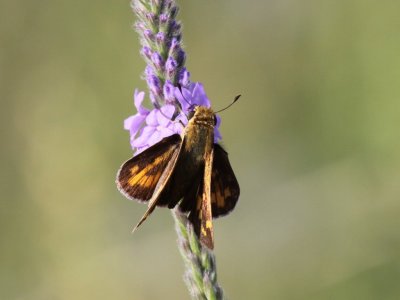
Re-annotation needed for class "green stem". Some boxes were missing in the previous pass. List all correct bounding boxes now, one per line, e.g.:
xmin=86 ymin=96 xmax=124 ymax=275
xmin=172 ymin=209 xmax=224 ymax=300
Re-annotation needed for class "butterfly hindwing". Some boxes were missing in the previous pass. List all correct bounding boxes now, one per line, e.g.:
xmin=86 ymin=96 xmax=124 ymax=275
xmin=179 ymin=144 xmax=240 ymax=219
xmin=116 ymin=134 xmax=182 ymax=202
xmin=210 ymin=144 xmax=240 ymax=218
xmin=180 ymin=144 xmax=239 ymax=249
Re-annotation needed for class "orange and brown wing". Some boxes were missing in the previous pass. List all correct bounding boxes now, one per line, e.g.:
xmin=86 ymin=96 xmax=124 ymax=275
xmin=179 ymin=144 xmax=239 ymax=248
xmin=210 ymin=144 xmax=240 ymax=218
xmin=116 ymin=134 xmax=182 ymax=203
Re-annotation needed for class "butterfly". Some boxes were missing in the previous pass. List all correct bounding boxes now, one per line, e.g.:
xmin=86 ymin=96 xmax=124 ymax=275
xmin=116 ymin=105 xmax=240 ymax=249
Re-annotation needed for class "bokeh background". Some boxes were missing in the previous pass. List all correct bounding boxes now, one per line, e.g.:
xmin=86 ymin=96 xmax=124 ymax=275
xmin=1 ymin=0 xmax=400 ymax=299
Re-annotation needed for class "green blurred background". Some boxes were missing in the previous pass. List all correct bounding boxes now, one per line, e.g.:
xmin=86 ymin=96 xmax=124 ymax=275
xmin=1 ymin=0 xmax=400 ymax=299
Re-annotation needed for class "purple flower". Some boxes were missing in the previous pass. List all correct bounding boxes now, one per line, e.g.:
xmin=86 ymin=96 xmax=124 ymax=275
xmin=124 ymin=91 xmax=184 ymax=153
xmin=131 ymin=105 xmax=183 ymax=153
xmin=174 ymin=82 xmax=222 ymax=143
xmin=124 ymin=82 xmax=222 ymax=153
xmin=128 ymin=0 xmax=222 ymax=152
xmin=174 ymin=82 xmax=211 ymax=112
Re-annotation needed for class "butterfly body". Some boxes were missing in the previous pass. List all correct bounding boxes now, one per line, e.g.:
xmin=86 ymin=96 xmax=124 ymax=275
xmin=182 ymin=106 xmax=214 ymax=165
xmin=116 ymin=106 xmax=239 ymax=249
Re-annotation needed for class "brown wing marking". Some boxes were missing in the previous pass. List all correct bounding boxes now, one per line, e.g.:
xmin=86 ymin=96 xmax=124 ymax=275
xmin=132 ymin=136 xmax=184 ymax=232
xmin=210 ymin=144 xmax=240 ymax=218
xmin=116 ymin=134 xmax=181 ymax=202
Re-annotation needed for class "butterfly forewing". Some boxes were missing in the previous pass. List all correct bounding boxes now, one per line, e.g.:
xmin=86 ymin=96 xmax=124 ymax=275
xmin=116 ymin=134 xmax=182 ymax=202
xmin=199 ymin=145 xmax=214 ymax=249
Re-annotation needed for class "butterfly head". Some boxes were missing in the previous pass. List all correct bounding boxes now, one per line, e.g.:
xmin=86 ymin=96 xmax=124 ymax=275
xmin=189 ymin=106 xmax=217 ymax=127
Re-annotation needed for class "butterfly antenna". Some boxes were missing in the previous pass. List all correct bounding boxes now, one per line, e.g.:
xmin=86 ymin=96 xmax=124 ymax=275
xmin=215 ymin=94 xmax=241 ymax=113
xmin=177 ymin=84 xmax=191 ymax=106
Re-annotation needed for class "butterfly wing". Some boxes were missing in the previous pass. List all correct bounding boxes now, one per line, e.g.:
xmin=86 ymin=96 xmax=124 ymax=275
xmin=117 ymin=134 xmax=184 ymax=231
xmin=116 ymin=134 xmax=182 ymax=203
xmin=210 ymin=144 xmax=240 ymax=218
xmin=179 ymin=144 xmax=239 ymax=248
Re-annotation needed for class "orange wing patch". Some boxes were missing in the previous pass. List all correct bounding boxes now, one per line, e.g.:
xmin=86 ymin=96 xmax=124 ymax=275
xmin=116 ymin=134 xmax=182 ymax=202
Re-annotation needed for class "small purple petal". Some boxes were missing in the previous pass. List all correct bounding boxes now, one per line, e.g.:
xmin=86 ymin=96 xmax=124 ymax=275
xmin=214 ymin=127 xmax=222 ymax=143
xmin=174 ymin=87 xmax=191 ymax=113
xmin=159 ymin=14 xmax=168 ymax=24
xmin=182 ymin=86 xmax=194 ymax=106
xmin=141 ymin=46 xmax=152 ymax=59
xmin=215 ymin=114 xmax=221 ymax=127
xmin=134 ymin=90 xmax=149 ymax=115
xmin=171 ymin=20 xmax=181 ymax=34
xmin=144 ymin=65 xmax=153 ymax=77
xmin=147 ymin=130 xmax=162 ymax=145
xmin=145 ymin=13 xmax=155 ymax=24
xmin=191 ymin=83 xmax=210 ymax=107
xmin=172 ymin=113 xmax=188 ymax=134
xmin=169 ymin=39 xmax=185 ymax=66
xmin=156 ymin=105 xmax=175 ymax=126
xmin=214 ymin=114 xmax=222 ymax=142
xmin=170 ymin=38 xmax=179 ymax=49
xmin=132 ymin=126 xmax=156 ymax=147
xmin=166 ymin=57 xmax=177 ymax=74
xmin=176 ymin=112 xmax=188 ymax=126
xmin=156 ymin=32 xmax=166 ymax=44
xmin=160 ymin=104 xmax=175 ymax=119
xmin=178 ymin=68 xmax=191 ymax=87
xmin=143 ymin=29 xmax=154 ymax=41
xmin=145 ymin=109 xmax=159 ymax=126
xmin=158 ymin=126 xmax=175 ymax=140
xmin=173 ymin=123 xmax=184 ymax=134
xmin=156 ymin=113 xmax=171 ymax=127
xmin=163 ymin=80 xmax=175 ymax=103
xmin=149 ymin=93 xmax=160 ymax=108
xmin=147 ymin=74 xmax=162 ymax=96
xmin=175 ymin=49 xmax=185 ymax=66
xmin=124 ymin=114 xmax=146 ymax=136
xmin=134 ymin=22 xmax=146 ymax=33
xmin=124 ymin=115 xmax=136 ymax=130
xmin=151 ymin=52 xmax=163 ymax=69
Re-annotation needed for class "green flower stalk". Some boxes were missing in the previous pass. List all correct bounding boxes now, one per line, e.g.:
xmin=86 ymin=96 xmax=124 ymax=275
xmin=173 ymin=209 xmax=224 ymax=300
xmin=121 ymin=0 xmax=227 ymax=299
